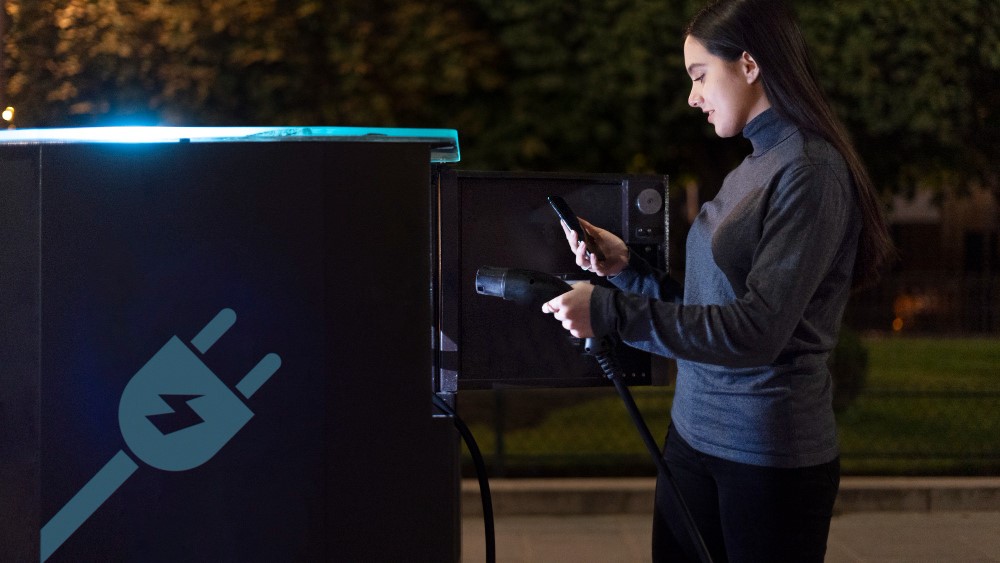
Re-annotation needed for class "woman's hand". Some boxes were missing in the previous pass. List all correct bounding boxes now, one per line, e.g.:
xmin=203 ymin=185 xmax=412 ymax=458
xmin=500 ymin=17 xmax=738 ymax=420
xmin=541 ymin=283 xmax=595 ymax=338
xmin=563 ymin=218 xmax=629 ymax=277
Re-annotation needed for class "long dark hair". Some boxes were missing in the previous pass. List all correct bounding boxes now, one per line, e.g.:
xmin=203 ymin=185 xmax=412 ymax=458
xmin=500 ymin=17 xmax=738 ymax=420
xmin=687 ymin=0 xmax=894 ymax=289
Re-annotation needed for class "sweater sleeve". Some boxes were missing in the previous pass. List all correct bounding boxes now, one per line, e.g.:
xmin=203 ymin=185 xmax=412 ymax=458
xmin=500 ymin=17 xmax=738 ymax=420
xmin=591 ymin=162 xmax=856 ymax=367
xmin=605 ymin=251 xmax=684 ymax=301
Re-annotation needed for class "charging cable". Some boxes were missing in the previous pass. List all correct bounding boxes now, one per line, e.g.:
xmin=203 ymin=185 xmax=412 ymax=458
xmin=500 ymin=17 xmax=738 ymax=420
xmin=474 ymin=266 xmax=713 ymax=563
xmin=433 ymin=394 xmax=496 ymax=563
xmin=585 ymin=336 xmax=713 ymax=563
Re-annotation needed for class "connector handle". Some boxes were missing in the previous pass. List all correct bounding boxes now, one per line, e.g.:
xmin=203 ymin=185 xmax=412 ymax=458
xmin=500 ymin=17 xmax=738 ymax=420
xmin=475 ymin=267 xmax=573 ymax=310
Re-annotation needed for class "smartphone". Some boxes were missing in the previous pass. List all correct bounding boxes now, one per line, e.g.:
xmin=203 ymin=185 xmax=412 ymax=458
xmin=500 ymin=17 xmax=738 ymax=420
xmin=546 ymin=195 xmax=606 ymax=262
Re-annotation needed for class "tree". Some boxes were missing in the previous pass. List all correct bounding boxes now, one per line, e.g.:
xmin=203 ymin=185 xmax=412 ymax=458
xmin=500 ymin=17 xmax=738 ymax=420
xmin=465 ymin=0 xmax=740 ymax=177
xmin=4 ymin=0 xmax=503 ymax=134
xmin=4 ymin=0 xmax=997 ymax=198
xmin=800 ymin=0 xmax=1000 ymax=195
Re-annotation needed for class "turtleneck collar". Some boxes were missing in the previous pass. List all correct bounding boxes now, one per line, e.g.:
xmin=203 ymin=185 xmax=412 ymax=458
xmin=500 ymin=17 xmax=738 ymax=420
xmin=742 ymin=108 xmax=796 ymax=156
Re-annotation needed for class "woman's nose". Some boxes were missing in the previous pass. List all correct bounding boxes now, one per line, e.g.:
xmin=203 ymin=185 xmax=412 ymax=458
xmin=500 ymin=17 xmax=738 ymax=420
xmin=689 ymin=87 xmax=701 ymax=108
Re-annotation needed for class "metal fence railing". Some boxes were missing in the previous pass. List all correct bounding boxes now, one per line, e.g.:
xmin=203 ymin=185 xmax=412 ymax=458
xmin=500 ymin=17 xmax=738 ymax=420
xmin=846 ymin=273 xmax=999 ymax=334
xmin=456 ymin=275 xmax=1000 ymax=477
xmin=457 ymin=386 xmax=1000 ymax=477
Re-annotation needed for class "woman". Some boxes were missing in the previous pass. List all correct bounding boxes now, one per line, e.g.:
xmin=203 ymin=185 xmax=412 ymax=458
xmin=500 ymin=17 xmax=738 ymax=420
xmin=541 ymin=0 xmax=893 ymax=561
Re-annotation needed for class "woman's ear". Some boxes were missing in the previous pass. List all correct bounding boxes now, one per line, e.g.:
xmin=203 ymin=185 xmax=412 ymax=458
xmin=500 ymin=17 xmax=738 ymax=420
xmin=741 ymin=51 xmax=760 ymax=84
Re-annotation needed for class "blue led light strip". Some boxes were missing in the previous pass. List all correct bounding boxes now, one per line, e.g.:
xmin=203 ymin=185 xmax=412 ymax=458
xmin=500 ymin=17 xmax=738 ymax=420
xmin=0 ymin=126 xmax=461 ymax=163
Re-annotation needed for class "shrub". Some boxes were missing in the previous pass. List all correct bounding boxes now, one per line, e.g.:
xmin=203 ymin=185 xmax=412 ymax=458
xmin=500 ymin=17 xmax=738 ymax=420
xmin=829 ymin=327 xmax=869 ymax=412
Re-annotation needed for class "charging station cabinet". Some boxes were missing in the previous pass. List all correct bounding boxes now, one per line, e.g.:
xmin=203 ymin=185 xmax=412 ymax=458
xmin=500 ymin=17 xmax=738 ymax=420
xmin=0 ymin=129 xmax=461 ymax=562
xmin=0 ymin=128 xmax=667 ymax=561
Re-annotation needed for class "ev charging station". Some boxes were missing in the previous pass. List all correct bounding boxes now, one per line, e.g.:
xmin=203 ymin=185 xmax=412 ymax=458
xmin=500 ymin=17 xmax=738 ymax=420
xmin=0 ymin=128 xmax=666 ymax=561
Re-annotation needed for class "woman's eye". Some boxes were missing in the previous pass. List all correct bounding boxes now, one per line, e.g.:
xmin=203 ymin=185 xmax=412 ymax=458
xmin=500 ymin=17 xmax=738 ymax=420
xmin=695 ymin=75 xmax=705 ymax=83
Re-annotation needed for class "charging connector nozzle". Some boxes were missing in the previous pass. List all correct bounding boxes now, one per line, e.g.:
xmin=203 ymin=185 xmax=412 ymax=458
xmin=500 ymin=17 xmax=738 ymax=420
xmin=475 ymin=267 xmax=573 ymax=310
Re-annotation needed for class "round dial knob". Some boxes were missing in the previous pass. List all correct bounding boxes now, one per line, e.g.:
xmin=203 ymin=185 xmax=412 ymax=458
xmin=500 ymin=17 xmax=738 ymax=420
xmin=635 ymin=188 xmax=663 ymax=215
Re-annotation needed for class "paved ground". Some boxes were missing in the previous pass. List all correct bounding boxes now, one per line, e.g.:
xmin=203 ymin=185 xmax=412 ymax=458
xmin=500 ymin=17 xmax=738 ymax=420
xmin=459 ymin=477 xmax=1000 ymax=562
xmin=461 ymin=511 xmax=1000 ymax=562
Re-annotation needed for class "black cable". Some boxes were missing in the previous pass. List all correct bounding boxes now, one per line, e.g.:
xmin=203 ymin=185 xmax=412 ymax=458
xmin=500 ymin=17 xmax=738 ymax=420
xmin=588 ymin=340 xmax=714 ymax=563
xmin=433 ymin=394 xmax=496 ymax=563
xmin=609 ymin=376 xmax=713 ymax=563
xmin=472 ymin=266 xmax=707 ymax=560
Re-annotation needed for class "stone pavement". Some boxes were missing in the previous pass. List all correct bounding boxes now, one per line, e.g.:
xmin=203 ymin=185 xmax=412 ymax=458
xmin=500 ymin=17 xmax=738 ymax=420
xmin=461 ymin=512 xmax=1000 ymax=562
xmin=460 ymin=477 xmax=1000 ymax=562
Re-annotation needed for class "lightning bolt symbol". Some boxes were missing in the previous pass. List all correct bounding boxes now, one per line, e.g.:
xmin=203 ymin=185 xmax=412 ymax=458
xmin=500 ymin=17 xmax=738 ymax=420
xmin=146 ymin=394 xmax=205 ymax=436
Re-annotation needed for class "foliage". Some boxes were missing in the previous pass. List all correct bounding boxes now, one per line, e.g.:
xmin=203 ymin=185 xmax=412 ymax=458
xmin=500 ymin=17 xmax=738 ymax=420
xmin=466 ymin=0 xmax=707 ymax=172
xmin=799 ymin=0 xmax=1000 ymax=195
xmin=3 ymin=0 xmax=997 ymax=194
xmin=828 ymin=327 xmax=868 ymax=412
xmin=3 ymin=0 xmax=502 ymax=133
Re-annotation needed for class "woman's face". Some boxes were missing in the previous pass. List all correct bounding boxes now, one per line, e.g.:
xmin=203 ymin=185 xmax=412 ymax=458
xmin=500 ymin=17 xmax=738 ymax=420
xmin=683 ymin=36 xmax=770 ymax=138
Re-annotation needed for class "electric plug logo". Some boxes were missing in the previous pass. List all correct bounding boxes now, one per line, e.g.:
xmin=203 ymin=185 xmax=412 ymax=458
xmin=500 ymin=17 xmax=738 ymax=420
xmin=40 ymin=308 xmax=281 ymax=561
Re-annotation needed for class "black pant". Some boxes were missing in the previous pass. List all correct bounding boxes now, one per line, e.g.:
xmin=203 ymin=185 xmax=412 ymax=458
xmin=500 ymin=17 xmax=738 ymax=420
xmin=652 ymin=426 xmax=840 ymax=563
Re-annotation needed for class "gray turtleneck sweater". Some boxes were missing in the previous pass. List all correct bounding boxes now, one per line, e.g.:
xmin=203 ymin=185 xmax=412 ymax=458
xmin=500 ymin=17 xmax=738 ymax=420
xmin=591 ymin=108 xmax=860 ymax=468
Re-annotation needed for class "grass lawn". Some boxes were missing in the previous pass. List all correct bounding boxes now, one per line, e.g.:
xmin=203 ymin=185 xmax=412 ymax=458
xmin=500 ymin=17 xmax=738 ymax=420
xmin=457 ymin=336 xmax=1000 ymax=476
xmin=859 ymin=335 xmax=1000 ymax=389
xmin=836 ymin=335 xmax=1000 ymax=474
